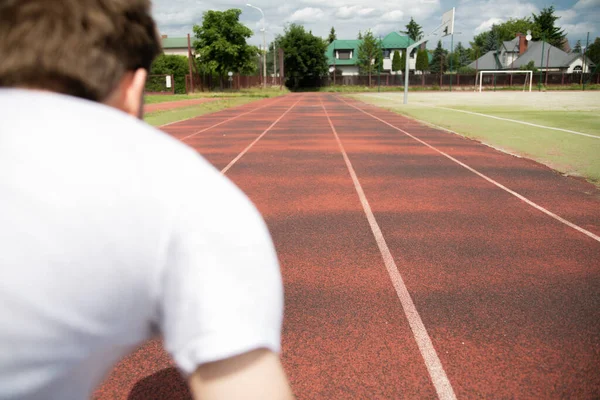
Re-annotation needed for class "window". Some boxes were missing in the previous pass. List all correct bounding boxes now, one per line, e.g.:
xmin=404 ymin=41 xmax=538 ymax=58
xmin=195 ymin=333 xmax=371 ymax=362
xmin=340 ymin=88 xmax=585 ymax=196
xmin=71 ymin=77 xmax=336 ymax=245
xmin=338 ymin=50 xmax=351 ymax=60
xmin=383 ymin=49 xmax=391 ymax=59
xmin=573 ymin=66 xmax=583 ymax=73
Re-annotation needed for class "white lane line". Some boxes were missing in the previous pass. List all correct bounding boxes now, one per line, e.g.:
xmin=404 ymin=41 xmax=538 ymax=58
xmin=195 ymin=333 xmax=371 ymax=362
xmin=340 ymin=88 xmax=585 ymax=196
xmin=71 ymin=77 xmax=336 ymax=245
xmin=171 ymin=97 xmax=285 ymax=141
xmin=319 ymin=97 xmax=458 ymax=400
xmin=221 ymin=96 xmax=303 ymax=174
xmin=339 ymin=96 xmax=600 ymax=244
xmin=364 ymin=94 xmax=600 ymax=140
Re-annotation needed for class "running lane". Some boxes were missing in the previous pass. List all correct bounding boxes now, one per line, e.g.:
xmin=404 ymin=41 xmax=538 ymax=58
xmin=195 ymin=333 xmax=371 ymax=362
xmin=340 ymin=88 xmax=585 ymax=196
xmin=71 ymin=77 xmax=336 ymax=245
xmin=323 ymin=94 xmax=600 ymax=398
xmin=221 ymin=93 xmax=439 ymax=398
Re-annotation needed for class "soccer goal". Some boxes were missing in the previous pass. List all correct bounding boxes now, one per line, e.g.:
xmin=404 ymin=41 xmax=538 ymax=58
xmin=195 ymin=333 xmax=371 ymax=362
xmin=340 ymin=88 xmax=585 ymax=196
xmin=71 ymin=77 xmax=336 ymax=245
xmin=476 ymin=70 xmax=533 ymax=92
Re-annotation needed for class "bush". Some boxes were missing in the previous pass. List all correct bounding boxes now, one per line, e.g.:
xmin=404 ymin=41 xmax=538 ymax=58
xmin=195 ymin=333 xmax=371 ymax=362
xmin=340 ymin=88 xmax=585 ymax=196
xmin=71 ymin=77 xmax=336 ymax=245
xmin=519 ymin=60 xmax=538 ymax=73
xmin=457 ymin=66 xmax=476 ymax=74
xmin=149 ymin=54 xmax=190 ymax=94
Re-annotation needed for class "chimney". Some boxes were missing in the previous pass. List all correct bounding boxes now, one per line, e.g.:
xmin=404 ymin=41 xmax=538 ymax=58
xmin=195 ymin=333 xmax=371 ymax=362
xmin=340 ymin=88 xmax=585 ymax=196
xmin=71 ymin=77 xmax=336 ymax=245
xmin=517 ymin=33 xmax=528 ymax=55
xmin=161 ymin=34 xmax=168 ymax=39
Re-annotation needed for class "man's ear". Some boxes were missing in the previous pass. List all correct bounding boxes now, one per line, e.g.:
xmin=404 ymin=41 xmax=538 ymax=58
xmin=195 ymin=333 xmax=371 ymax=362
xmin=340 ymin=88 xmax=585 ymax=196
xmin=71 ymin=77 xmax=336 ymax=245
xmin=105 ymin=69 xmax=147 ymax=119
xmin=123 ymin=68 xmax=148 ymax=119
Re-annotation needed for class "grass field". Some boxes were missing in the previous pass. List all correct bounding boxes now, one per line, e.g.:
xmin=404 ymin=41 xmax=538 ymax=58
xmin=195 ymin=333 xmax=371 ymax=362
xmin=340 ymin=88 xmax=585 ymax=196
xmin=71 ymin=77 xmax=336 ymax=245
xmin=145 ymin=87 xmax=287 ymax=104
xmin=144 ymin=97 xmax=258 ymax=127
xmin=144 ymin=88 xmax=287 ymax=126
xmin=352 ymin=91 xmax=600 ymax=186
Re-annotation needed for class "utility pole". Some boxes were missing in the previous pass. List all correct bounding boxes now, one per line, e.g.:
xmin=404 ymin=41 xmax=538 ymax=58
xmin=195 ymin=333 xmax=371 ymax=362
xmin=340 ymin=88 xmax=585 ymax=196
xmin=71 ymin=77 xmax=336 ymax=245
xmin=378 ymin=35 xmax=382 ymax=92
xmin=539 ymin=35 xmax=545 ymax=91
xmin=247 ymin=4 xmax=267 ymax=88
xmin=449 ymin=33 xmax=454 ymax=92
xmin=582 ymin=32 xmax=590 ymax=89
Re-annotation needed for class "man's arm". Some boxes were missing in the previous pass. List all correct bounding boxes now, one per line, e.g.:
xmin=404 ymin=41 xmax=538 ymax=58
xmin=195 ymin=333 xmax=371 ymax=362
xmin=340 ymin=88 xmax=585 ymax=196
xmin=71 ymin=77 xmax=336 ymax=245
xmin=188 ymin=349 xmax=294 ymax=400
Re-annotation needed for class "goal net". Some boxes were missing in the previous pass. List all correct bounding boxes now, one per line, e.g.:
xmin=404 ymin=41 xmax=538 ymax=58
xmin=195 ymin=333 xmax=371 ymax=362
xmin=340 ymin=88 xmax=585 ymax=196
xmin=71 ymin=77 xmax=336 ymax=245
xmin=476 ymin=70 xmax=533 ymax=92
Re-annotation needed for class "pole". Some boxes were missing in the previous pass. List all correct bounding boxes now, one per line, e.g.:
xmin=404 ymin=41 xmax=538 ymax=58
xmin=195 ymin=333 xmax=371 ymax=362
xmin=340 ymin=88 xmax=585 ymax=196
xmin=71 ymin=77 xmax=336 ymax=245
xmin=545 ymin=47 xmax=550 ymax=85
xmin=539 ymin=35 xmax=545 ymax=91
xmin=273 ymin=45 xmax=276 ymax=85
xmin=246 ymin=4 xmax=267 ymax=88
xmin=378 ymin=35 xmax=382 ymax=92
xmin=262 ymin=28 xmax=267 ymax=88
xmin=187 ymin=34 xmax=194 ymax=93
xmin=333 ymin=42 xmax=336 ymax=86
xmin=583 ymin=32 xmax=590 ymax=90
xmin=449 ymin=34 xmax=454 ymax=92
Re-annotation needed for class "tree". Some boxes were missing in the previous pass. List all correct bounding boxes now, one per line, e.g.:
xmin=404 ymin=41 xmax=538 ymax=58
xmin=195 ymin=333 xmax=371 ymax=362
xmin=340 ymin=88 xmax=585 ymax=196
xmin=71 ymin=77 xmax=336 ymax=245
xmin=519 ymin=60 xmax=538 ymax=73
xmin=148 ymin=54 xmax=190 ymax=94
xmin=416 ymin=48 xmax=429 ymax=73
xmin=430 ymin=40 xmax=447 ymax=74
xmin=532 ymin=6 xmax=566 ymax=48
xmin=573 ymin=40 xmax=582 ymax=53
xmin=401 ymin=17 xmax=423 ymax=41
xmin=358 ymin=31 xmax=363 ymax=40
xmin=277 ymin=24 xmax=328 ymax=90
xmin=392 ymin=50 xmax=402 ymax=73
xmin=470 ymin=17 xmax=535 ymax=55
xmin=483 ymin=25 xmax=501 ymax=52
xmin=357 ymin=30 xmax=382 ymax=86
xmin=193 ymin=9 xmax=258 ymax=89
xmin=586 ymin=37 xmax=600 ymax=65
xmin=455 ymin=42 xmax=470 ymax=68
xmin=328 ymin=27 xmax=337 ymax=44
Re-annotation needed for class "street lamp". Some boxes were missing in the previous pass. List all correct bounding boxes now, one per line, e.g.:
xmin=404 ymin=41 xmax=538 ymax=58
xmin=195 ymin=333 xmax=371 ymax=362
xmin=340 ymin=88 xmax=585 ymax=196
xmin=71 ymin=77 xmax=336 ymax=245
xmin=246 ymin=4 xmax=267 ymax=88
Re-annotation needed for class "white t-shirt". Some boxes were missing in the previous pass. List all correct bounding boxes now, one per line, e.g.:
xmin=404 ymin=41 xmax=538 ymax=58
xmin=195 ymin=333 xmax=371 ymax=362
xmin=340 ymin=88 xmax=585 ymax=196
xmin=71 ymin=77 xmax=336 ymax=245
xmin=0 ymin=89 xmax=284 ymax=400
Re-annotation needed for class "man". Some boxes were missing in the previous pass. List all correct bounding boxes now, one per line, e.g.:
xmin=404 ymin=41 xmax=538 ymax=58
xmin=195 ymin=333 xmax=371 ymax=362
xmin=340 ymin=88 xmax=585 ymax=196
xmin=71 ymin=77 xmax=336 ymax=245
xmin=0 ymin=0 xmax=293 ymax=399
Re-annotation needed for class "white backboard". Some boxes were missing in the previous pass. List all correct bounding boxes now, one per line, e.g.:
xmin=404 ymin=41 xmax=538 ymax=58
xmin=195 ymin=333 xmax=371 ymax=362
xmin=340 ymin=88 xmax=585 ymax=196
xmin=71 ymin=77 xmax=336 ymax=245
xmin=166 ymin=75 xmax=172 ymax=88
xmin=441 ymin=7 xmax=455 ymax=36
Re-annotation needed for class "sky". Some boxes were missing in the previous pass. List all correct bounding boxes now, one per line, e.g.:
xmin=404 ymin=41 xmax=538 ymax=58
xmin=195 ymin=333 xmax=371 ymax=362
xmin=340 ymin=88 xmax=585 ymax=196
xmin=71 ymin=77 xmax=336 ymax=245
xmin=153 ymin=0 xmax=600 ymax=50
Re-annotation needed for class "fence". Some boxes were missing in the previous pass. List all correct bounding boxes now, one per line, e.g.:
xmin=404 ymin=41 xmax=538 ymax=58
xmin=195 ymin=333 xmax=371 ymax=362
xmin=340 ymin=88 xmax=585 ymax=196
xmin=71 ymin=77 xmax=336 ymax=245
xmin=186 ymin=74 xmax=284 ymax=92
xmin=328 ymin=72 xmax=600 ymax=89
xmin=180 ymin=72 xmax=599 ymax=92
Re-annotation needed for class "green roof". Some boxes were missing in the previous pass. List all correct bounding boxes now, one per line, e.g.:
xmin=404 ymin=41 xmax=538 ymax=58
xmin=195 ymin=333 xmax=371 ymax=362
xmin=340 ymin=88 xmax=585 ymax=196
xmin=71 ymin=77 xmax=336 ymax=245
xmin=326 ymin=40 xmax=361 ymax=65
xmin=381 ymin=32 xmax=415 ymax=49
xmin=161 ymin=37 xmax=190 ymax=49
xmin=326 ymin=33 xmax=415 ymax=66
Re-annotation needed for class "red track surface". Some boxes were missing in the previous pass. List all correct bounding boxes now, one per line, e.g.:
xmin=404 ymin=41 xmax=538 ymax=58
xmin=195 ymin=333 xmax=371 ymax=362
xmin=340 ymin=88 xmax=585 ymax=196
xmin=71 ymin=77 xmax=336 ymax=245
xmin=144 ymin=98 xmax=217 ymax=113
xmin=93 ymin=93 xmax=600 ymax=399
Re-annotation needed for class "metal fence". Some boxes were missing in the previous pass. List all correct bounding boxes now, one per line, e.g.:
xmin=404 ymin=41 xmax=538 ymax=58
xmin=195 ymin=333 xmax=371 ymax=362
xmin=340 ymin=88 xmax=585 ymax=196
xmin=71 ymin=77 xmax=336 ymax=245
xmin=183 ymin=72 xmax=599 ymax=92
xmin=328 ymin=72 xmax=600 ymax=89
xmin=186 ymin=74 xmax=284 ymax=92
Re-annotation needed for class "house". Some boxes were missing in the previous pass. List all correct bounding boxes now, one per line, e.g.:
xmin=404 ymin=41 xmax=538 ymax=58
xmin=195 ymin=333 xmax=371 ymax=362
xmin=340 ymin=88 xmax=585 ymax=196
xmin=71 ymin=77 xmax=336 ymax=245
xmin=468 ymin=34 xmax=594 ymax=72
xmin=326 ymin=32 xmax=416 ymax=76
xmin=161 ymin=35 xmax=193 ymax=57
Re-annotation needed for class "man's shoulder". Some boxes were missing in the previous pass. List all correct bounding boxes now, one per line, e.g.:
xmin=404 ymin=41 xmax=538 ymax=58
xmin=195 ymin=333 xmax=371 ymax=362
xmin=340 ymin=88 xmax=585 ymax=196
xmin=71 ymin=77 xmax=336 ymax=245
xmin=1 ymin=89 xmax=208 ymax=174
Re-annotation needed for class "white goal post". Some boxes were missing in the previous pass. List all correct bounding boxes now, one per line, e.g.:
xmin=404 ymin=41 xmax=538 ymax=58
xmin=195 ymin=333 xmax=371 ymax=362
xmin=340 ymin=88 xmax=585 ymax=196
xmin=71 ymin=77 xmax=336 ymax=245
xmin=476 ymin=70 xmax=533 ymax=92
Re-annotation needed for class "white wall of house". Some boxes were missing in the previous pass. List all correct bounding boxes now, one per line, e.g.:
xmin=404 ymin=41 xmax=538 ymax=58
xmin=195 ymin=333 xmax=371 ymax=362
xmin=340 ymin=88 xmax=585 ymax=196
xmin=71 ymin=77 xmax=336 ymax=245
xmin=338 ymin=66 xmax=360 ymax=75
xmin=567 ymin=57 xmax=591 ymax=73
xmin=382 ymin=50 xmax=416 ymax=73
xmin=502 ymin=52 xmax=519 ymax=68
xmin=164 ymin=49 xmax=189 ymax=57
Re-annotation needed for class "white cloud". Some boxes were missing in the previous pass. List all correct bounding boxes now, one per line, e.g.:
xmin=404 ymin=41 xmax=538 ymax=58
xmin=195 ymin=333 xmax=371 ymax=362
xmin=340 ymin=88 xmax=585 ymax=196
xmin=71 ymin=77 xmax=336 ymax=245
xmin=556 ymin=9 xmax=577 ymax=23
xmin=381 ymin=10 xmax=405 ymax=22
xmin=287 ymin=7 xmax=326 ymax=23
xmin=574 ymin=0 xmax=600 ymax=9
xmin=335 ymin=6 xmax=375 ymax=20
xmin=474 ymin=17 xmax=503 ymax=33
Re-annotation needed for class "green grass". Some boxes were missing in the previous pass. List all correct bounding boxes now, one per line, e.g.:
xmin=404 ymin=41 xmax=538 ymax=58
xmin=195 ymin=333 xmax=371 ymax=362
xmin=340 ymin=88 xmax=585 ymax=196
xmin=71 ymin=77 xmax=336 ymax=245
xmin=144 ymin=97 xmax=258 ymax=127
xmin=353 ymin=95 xmax=600 ymax=186
xmin=450 ymin=108 xmax=600 ymax=135
xmin=145 ymin=87 xmax=288 ymax=104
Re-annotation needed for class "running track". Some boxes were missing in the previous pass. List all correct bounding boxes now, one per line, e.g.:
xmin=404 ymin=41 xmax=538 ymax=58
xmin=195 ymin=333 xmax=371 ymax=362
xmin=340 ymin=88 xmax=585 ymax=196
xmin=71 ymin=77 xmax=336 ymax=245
xmin=94 ymin=93 xmax=600 ymax=399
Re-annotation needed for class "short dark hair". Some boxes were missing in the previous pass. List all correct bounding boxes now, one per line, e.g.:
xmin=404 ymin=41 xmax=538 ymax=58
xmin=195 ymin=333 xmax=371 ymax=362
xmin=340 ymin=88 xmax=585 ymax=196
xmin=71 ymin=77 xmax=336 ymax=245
xmin=0 ymin=0 xmax=162 ymax=101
